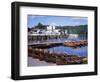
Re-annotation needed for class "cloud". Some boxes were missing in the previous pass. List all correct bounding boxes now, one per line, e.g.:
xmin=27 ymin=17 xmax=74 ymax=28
xmin=50 ymin=23 xmax=57 ymax=26
xmin=28 ymin=15 xmax=45 ymax=19
xmin=70 ymin=17 xmax=87 ymax=20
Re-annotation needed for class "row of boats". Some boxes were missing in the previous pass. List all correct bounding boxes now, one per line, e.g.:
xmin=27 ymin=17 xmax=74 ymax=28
xmin=64 ymin=40 xmax=87 ymax=48
xmin=28 ymin=47 xmax=87 ymax=65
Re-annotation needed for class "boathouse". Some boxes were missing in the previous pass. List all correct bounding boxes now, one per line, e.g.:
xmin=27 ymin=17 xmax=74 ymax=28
xmin=28 ymin=24 xmax=68 ymax=42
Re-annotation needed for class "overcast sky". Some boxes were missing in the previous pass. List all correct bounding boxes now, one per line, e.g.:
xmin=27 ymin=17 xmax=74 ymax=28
xmin=28 ymin=15 xmax=88 ymax=28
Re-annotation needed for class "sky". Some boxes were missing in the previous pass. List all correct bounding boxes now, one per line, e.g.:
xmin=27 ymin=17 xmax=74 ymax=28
xmin=28 ymin=15 xmax=88 ymax=28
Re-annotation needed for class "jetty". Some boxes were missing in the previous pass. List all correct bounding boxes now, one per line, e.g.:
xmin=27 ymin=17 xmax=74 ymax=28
xmin=28 ymin=41 xmax=63 ymax=48
xmin=28 ymin=40 xmax=87 ymax=49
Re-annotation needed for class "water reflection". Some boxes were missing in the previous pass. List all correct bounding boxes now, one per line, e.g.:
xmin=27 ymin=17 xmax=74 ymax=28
xmin=49 ymin=46 xmax=87 ymax=57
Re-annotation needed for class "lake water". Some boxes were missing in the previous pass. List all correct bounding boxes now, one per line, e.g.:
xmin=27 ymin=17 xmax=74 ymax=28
xmin=48 ymin=46 xmax=87 ymax=57
xmin=48 ymin=36 xmax=87 ymax=57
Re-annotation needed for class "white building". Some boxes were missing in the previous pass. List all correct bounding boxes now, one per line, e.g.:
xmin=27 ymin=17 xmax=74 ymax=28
xmin=68 ymin=34 xmax=78 ymax=39
xmin=46 ymin=24 xmax=60 ymax=35
xmin=47 ymin=24 xmax=55 ymax=31
xmin=28 ymin=24 xmax=69 ymax=42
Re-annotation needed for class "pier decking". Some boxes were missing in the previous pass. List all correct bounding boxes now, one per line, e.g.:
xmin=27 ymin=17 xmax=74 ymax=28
xmin=28 ymin=41 xmax=63 ymax=48
xmin=28 ymin=41 xmax=63 ymax=46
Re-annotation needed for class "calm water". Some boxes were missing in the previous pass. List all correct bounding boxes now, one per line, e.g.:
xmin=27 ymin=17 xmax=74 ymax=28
xmin=48 ymin=46 xmax=87 ymax=57
xmin=48 ymin=36 xmax=87 ymax=57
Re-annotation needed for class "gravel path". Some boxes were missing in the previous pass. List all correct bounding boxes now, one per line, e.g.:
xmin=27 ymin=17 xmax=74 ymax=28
xmin=28 ymin=57 xmax=56 ymax=66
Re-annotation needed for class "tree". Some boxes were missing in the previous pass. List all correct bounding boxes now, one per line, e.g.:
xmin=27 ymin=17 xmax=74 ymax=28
xmin=28 ymin=27 xmax=31 ymax=32
xmin=37 ymin=22 xmax=43 ymax=29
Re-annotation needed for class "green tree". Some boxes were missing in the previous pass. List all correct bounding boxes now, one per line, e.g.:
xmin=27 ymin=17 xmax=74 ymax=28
xmin=37 ymin=22 xmax=43 ymax=29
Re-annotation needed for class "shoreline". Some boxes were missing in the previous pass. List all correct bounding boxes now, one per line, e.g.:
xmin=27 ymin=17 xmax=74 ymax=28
xmin=28 ymin=47 xmax=87 ymax=65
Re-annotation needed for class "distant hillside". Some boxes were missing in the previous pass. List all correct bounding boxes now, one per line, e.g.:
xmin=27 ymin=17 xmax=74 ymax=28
xmin=28 ymin=24 xmax=87 ymax=34
xmin=56 ymin=25 xmax=87 ymax=34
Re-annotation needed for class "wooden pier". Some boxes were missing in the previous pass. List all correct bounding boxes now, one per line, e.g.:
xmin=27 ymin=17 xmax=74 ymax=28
xmin=28 ymin=40 xmax=87 ymax=48
xmin=28 ymin=41 xmax=63 ymax=48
